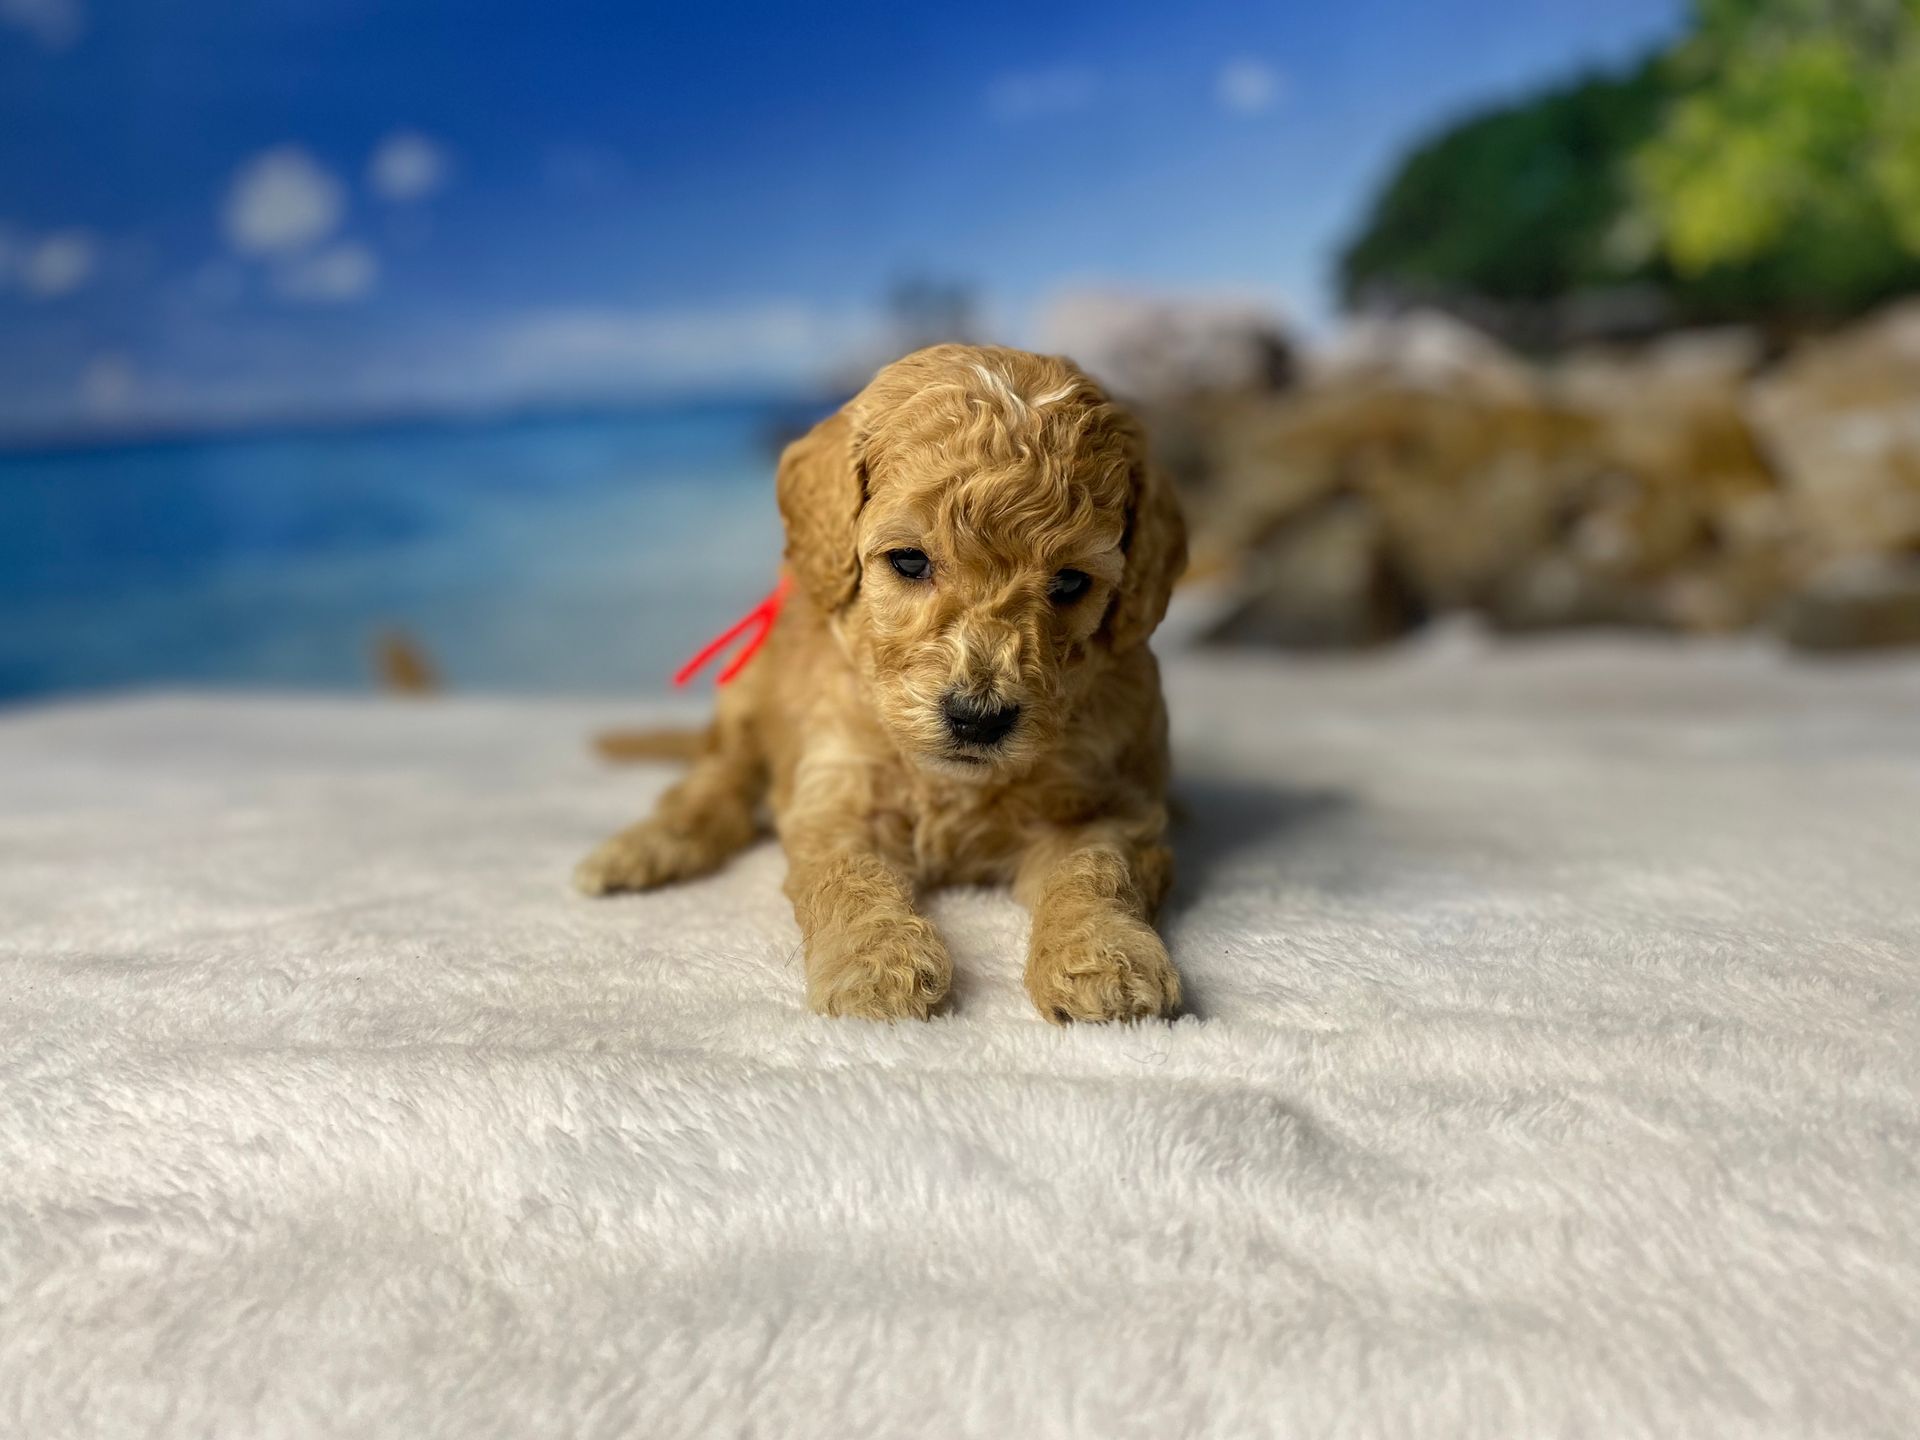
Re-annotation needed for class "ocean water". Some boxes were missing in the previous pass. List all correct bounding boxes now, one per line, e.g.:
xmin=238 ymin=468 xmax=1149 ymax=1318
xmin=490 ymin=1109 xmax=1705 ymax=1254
xmin=0 ymin=402 xmax=810 ymax=702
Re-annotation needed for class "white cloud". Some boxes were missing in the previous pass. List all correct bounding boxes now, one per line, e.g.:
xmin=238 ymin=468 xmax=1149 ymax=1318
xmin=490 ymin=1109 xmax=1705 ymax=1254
xmin=368 ymin=131 xmax=450 ymax=202
xmin=223 ymin=147 xmax=346 ymax=256
xmin=275 ymin=241 xmax=378 ymax=302
xmin=986 ymin=67 xmax=1098 ymax=124
xmin=1216 ymin=58 xmax=1285 ymax=116
xmin=21 ymin=228 xmax=95 ymax=297
xmin=0 ymin=0 xmax=83 ymax=50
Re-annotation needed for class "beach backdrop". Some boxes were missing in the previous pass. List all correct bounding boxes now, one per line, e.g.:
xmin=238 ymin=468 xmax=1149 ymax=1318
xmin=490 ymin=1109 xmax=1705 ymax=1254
xmin=6 ymin=0 xmax=1920 ymax=700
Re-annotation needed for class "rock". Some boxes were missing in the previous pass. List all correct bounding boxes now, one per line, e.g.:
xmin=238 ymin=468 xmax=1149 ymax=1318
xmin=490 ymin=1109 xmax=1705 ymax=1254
xmin=1311 ymin=309 xmax=1536 ymax=403
xmin=1172 ymin=392 xmax=1349 ymax=574
xmin=1038 ymin=291 xmax=1295 ymax=402
xmin=1679 ymin=516 xmax=1799 ymax=633
xmin=1180 ymin=381 xmax=1596 ymax=615
xmin=1554 ymin=327 xmax=1765 ymax=399
xmin=1775 ymin=557 xmax=1920 ymax=652
xmin=1203 ymin=363 xmax=1790 ymax=639
xmin=1489 ymin=551 xmax=1667 ymax=632
xmin=1551 ymin=330 xmax=1778 ymax=585
xmin=1490 ymin=542 xmax=1787 ymax=636
xmin=1203 ymin=497 xmax=1416 ymax=650
xmin=1334 ymin=387 xmax=1592 ymax=610
xmin=1748 ymin=300 xmax=1920 ymax=562
xmin=1124 ymin=297 xmax=1920 ymax=651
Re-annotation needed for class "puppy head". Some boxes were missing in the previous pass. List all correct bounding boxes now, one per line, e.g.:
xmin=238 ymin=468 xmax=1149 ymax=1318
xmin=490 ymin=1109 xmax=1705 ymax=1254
xmin=777 ymin=344 xmax=1185 ymax=781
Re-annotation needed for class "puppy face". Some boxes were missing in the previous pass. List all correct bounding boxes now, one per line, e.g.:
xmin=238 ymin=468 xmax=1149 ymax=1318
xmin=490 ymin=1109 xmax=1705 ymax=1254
xmin=851 ymin=391 xmax=1129 ymax=781
xmin=778 ymin=345 xmax=1186 ymax=782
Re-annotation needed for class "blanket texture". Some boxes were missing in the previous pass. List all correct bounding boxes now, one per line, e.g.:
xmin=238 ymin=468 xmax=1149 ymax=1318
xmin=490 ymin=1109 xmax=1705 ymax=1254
xmin=3 ymin=642 xmax=1917 ymax=1438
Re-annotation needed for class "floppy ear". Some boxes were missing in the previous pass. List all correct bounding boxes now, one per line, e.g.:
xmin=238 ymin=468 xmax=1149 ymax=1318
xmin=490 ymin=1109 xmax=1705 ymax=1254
xmin=776 ymin=409 xmax=864 ymax=611
xmin=1107 ymin=459 xmax=1188 ymax=652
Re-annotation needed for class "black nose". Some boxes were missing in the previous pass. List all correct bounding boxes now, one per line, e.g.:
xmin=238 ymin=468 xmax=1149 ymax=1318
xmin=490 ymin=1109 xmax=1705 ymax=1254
xmin=942 ymin=694 xmax=1021 ymax=747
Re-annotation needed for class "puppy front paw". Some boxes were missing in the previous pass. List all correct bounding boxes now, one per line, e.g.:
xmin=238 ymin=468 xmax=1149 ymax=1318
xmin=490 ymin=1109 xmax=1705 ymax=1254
xmin=806 ymin=914 xmax=952 ymax=1022
xmin=1027 ymin=912 xmax=1180 ymax=1025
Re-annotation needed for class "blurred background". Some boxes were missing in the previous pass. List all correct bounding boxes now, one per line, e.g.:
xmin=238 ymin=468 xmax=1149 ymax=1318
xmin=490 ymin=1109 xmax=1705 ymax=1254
xmin=5 ymin=0 xmax=1920 ymax=703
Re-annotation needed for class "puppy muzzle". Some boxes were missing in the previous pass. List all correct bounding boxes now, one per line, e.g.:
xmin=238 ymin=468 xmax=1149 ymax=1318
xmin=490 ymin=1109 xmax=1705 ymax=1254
xmin=941 ymin=692 xmax=1021 ymax=748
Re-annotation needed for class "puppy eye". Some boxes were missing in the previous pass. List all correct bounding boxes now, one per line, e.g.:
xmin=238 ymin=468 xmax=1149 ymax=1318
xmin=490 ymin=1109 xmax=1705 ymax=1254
xmin=1050 ymin=568 xmax=1092 ymax=603
xmin=888 ymin=548 xmax=931 ymax=581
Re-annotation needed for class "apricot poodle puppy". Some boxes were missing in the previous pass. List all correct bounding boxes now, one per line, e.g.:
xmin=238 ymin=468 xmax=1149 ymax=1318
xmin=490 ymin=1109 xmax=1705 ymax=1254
xmin=575 ymin=343 xmax=1187 ymax=1023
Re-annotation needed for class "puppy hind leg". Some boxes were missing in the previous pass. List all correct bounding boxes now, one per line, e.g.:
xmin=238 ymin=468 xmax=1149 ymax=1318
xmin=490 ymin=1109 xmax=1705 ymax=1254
xmin=573 ymin=718 xmax=766 ymax=895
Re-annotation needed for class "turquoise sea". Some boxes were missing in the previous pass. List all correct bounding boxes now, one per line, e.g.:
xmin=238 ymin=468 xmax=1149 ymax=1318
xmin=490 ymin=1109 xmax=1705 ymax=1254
xmin=0 ymin=401 xmax=815 ymax=702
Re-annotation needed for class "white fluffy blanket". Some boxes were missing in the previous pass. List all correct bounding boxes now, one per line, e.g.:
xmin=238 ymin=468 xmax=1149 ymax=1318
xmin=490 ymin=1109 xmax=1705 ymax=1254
xmin=3 ymin=643 xmax=1918 ymax=1438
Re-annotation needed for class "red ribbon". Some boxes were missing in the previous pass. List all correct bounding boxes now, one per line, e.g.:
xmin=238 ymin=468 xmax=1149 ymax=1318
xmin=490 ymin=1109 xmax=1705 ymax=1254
xmin=672 ymin=574 xmax=793 ymax=687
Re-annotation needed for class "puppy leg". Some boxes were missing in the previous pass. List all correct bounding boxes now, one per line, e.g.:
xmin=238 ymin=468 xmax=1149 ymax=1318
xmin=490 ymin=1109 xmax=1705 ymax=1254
xmin=1017 ymin=822 xmax=1179 ymax=1024
xmin=574 ymin=715 xmax=764 ymax=895
xmin=783 ymin=846 xmax=951 ymax=1021
xmin=775 ymin=777 xmax=949 ymax=1020
xmin=772 ymin=731 xmax=951 ymax=1021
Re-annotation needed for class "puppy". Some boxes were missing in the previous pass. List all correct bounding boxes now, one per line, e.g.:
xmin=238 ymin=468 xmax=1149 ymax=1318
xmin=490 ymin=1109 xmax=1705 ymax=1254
xmin=575 ymin=344 xmax=1187 ymax=1023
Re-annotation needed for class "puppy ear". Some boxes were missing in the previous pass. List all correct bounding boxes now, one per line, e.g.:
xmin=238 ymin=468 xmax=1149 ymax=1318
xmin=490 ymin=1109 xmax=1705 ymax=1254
xmin=1108 ymin=458 xmax=1188 ymax=652
xmin=776 ymin=409 xmax=864 ymax=611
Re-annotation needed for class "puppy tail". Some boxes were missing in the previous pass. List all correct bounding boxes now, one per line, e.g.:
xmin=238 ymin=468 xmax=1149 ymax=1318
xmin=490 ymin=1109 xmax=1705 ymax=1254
xmin=591 ymin=726 xmax=707 ymax=764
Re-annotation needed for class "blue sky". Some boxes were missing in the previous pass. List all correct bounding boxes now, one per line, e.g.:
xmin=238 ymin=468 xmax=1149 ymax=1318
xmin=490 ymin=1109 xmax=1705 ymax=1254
xmin=0 ymin=0 xmax=1683 ymax=437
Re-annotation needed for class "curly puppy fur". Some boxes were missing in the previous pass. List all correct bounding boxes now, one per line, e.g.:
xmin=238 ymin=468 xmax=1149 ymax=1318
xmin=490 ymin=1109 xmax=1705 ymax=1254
xmin=575 ymin=344 xmax=1188 ymax=1024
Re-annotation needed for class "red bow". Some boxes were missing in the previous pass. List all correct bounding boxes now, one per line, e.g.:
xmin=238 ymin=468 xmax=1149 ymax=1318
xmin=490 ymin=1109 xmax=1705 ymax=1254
xmin=672 ymin=574 xmax=793 ymax=688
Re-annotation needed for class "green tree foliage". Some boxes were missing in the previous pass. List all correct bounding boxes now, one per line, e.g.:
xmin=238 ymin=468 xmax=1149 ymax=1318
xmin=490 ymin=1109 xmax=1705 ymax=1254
xmin=1339 ymin=65 xmax=1667 ymax=306
xmin=1636 ymin=0 xmax=1920 ymax=313
xmin=1341 ymin=0 xmax=1920 ymax=322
